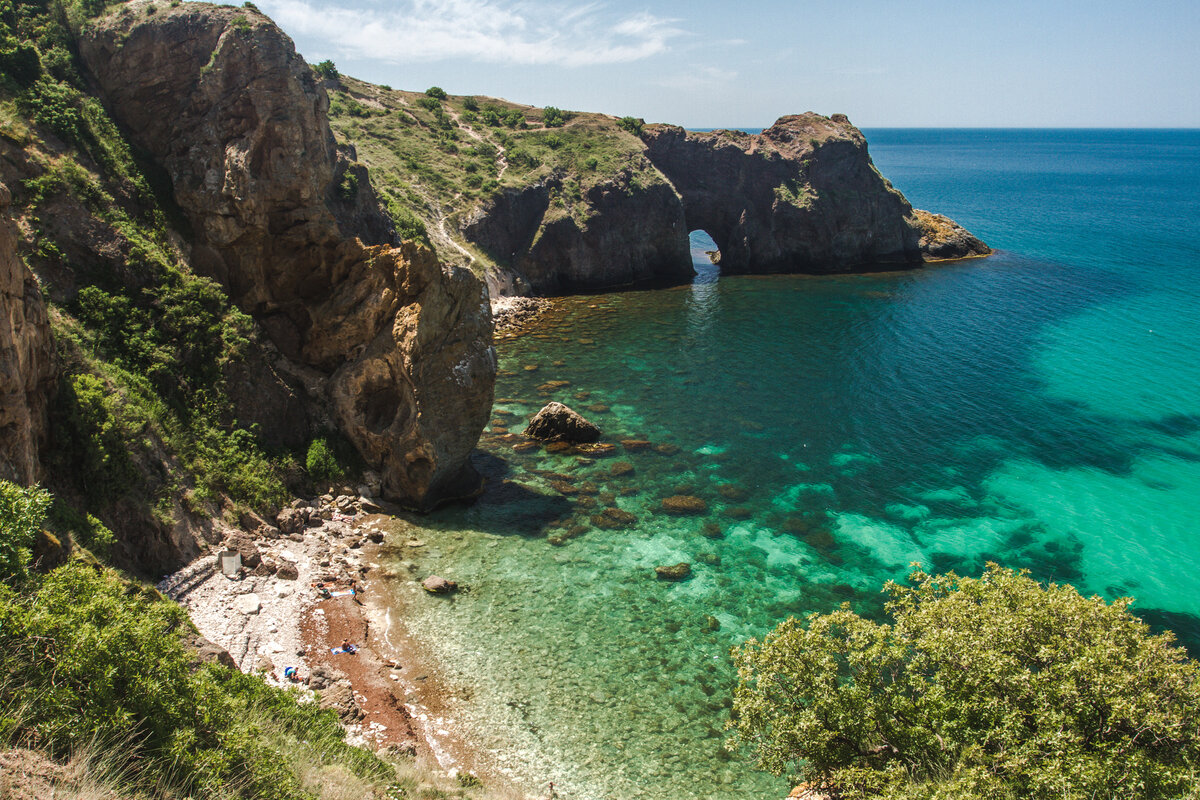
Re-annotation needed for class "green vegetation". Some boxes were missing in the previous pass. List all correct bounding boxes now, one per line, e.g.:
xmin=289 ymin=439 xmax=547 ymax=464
xmin=617 ymin=115 xmax=644 ymax=136
xmin=312 ymin=59 xmax=338 ymax=80
xmin=424 ymin=85 xmax=447 ymax=100
xmin=305 ymin=436 xmax=346 ymax=485
xmin=731 ymin=565 xmax=1200 ymax=800
xmin=0 ymin=482 xmax=495 ymax=800
xmin=324 ymin=76 xmax=656 ymax=274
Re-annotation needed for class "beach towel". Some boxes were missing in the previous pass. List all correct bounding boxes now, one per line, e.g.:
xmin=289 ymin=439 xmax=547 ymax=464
xmin=330 ymin=589 xmax=355 ymax=598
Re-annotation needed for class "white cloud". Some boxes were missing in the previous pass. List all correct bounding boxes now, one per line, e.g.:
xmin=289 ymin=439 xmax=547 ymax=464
xmin=260 ymin=0 xmax=684 ymax=66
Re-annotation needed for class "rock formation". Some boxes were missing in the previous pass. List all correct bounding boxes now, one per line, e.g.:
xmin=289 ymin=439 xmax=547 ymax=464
xmin=524 ymin=402 xmax=602 ymax=443
xmin=456 ymin=113 xmax=987 ymax=293
xmin=462 ymin=170 xmax=692 ymax=294
xmin=0 ymin=182 xmax=56 ymax=485
xmin=78 ymin=4 xmax=495 ymax=508
xmin=642 ymin=114 xmax=990 ymax=275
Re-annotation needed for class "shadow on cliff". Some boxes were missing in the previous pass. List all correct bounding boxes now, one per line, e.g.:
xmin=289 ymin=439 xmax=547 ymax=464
xmin=431 ymin=451 xmax=573 ymax=538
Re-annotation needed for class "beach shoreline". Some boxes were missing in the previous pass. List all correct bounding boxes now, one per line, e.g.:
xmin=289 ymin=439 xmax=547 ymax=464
xmin=159 ymin=503 xmax=520 ymax=794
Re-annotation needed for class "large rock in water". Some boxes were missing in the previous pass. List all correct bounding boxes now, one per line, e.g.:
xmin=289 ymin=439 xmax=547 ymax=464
xmin=78 ymin=5 xmax=495 ymax=508
xmin=642 ymin=114 xmax=990 ymax=275
xmin=0 ymin=182 xmax=55 ymax=485
xmin=524 ymin=402 xmax=602 ymax=443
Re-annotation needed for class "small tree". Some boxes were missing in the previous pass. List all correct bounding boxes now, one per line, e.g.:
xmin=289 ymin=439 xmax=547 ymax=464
xmin=731 ymin=564 xmax=1200 ymax=800
xmin=424 ymin=86 xmax=447 ymax=100
xmin=542 ymin=105 xmax=565 ymax=128
xmin=313 ymin=59 xmax=338 ymax=80
xmin=462 ymin=96 xmax=479 ymax=111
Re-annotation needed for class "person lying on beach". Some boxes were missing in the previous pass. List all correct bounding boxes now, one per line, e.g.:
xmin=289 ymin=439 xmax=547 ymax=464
xmin=338 ymin=638 xmax=358 ymax=654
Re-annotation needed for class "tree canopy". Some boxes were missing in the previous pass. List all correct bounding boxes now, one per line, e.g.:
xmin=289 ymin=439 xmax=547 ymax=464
xmin=730 ymin=565 xmax=1200 ymax=800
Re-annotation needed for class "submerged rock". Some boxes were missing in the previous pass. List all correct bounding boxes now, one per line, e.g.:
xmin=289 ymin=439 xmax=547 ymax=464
xmin=524 ymin=402 xmax=602 ymax=443
xmin=661 ymin=495 xmax=709 ymax=515
xmin=655 ymin=562 xmax=692 ymax=580
xmin=422 ymin=575 xmax=457 ymax=594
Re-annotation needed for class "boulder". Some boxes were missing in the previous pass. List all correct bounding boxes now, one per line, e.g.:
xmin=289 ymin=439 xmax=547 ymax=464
xmin=307 ymin=664 xmax=345 ymax=690
xmin=655 ymin=562 xmax=692 ymax=580
xmin=235 ymin=593 xmax=262 ymax=615
xmin=276 ymin=560 xmax=299 ymax=580
xmin=422 ymin=575 xmax=457 ymax=594
xmin=276 ymin=508 xmax=305 ymax=535
xmin=661 ymin=495 xmax=709 ymax=515
xmin=524 ymin=402 xmax=601 ymax=443
xmin=225 ymin=532 xmax=262 ymax=569
xmin=318 ymin=681 xmax=364 ymax=723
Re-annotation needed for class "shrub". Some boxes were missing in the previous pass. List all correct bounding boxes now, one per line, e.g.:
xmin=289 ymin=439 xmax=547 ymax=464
xmin=544 ymin=133 xmax=563 ymax=150
xmin=18 ymin=79 xmax=84 ymax=143
xmin=462 ymin=95 xmax=478 ymax=111
xmin=0 ymin=481 xmax=52 ymax=584
xmin=542 ymin=105 xmax=565 ymax=128
xmin=416 ymin=96 xmax=440 ymax=112
xmin=617 ymin=115 xmax=644 ymax=136
xmin=0 ymin=42 xmax=42 ymax=88
xmin=313 ymin=59 xmax=338 ymax=80
xmin=730 ymin=564 xmax=1200 ymax=800
xmin=503 ymin=108 xmax=526 ymax=129
xmin=337 ymin=169 xmax=358 ymax=199
xmin=424 ymin=86 xmax=447 ymax=100
xmin=583 ymin=156 xmax=599 ymax=171
xmin=229 ymin=14 xmax=251 ymax=33
xmin=305 ymin=437 xmax=345 ymax=485
xmin=0 ymin=559 xmax=391 ymax=798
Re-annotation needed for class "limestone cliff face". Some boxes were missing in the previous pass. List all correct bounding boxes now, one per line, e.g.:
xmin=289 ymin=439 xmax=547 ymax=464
xmin=0 ymin=182 xmax=56 ymax=485
xmin=642 ymin=113 xmax=989 ymax=275
xmin=462 ymin=169 xmax=692 ymax=294
xmin=79 ymin=4 xmax=494 ymax=508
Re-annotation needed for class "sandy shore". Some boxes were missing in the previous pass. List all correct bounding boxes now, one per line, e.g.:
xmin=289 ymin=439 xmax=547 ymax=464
xmin=158 ymin=502 xmax=505 ymax=788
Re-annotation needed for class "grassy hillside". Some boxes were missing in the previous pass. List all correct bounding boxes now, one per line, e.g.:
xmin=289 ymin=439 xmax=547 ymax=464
xmin=0 ymin=3 xmax=501 ymax=797
xmin=326 ymin=74 xmax=658 ymax=273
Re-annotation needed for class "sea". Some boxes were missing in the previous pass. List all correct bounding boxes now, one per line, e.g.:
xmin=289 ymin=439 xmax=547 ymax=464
xmin=377 ymin=129 xmax=1200 ymax=799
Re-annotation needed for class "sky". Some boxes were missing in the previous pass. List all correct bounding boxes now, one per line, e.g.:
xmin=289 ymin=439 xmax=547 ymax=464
xmin=250 ymin=0 xmax=1200 ymax=128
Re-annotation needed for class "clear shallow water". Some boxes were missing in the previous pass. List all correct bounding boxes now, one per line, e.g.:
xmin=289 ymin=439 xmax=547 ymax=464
xmin=383 ymin=130 xmax=1200 ymax=799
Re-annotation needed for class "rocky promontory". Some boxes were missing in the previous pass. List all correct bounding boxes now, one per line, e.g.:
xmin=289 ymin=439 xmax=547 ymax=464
xmin=78 ymin=4 xmax=495 ymax=508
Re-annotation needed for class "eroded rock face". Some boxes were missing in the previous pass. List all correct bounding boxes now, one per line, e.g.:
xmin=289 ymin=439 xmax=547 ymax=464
xmin=78 ymin=5 xmax=494 ymax=508
xmin=643 ymin=113 xmax=988 ymax=274
xmin=463 ymin=170 xmax=692 ymax=294
xmin=0 ymin=182 xmax=56 ymax=485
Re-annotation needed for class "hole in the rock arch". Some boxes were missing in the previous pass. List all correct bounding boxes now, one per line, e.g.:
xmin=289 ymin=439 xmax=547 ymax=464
xmin=688 ymin=230 xmax=721 ymax=283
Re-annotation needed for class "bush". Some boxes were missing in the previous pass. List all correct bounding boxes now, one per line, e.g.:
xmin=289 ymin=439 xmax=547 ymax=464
xmin=313 ymin=59 xmax=338 ymax=80
xmin=731 ymin=564 xmax=1200 ymax=800
xmin=424 ymin=86 xmax=447 ymax=100
xmin=386 ymin=199 xmax=428 ymax=243
xmin=542 ymin=105 xmax=565 ymax=128
xmin=416 ymin=96 xmax=440 ymax=112
xmin=305 ymin=437 xmax=345 ymax=485
xmin=616 ymin=115 xmax=644 ymax=136
xmin=0 ymin=41 xmax=42 ymax=88
xmin=462 ymin=95 xmax=478 ymax=111
xmin=0 ymin=482 xmax=51 ymax=584
xmin=18 ymin=79 xmax=83 ymax=143
xmin=0 ymin=559 xmax=391 ymax=798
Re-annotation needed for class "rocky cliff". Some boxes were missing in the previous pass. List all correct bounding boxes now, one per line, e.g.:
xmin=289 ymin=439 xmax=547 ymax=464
xmin=325 ymin=87 xmax=989 ymax=294
xmin=78 ymin=3 xmax=495 ymax=508
xmin=0 ymin=182 xmax=55 ymax=485
xmin=642 ymin=113 xmax=988 ymax=274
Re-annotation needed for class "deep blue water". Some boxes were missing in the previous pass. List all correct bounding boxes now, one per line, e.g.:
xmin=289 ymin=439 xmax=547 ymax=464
xmin=381 ymin=130 xmax=1200 ymax=799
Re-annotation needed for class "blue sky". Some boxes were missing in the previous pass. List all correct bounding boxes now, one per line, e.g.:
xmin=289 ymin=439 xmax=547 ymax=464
xmin=253 ymin=0 xmax=1200 ymax=128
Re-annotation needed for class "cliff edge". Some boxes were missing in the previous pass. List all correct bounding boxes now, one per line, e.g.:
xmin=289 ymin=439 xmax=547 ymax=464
xmin=77 ymin=3 xmax=495 ymax=508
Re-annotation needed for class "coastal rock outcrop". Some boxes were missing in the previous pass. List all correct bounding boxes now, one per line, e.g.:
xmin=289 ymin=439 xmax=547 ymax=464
xmin=462 ymin=170 xmax=692 ymax=294
xmin=524 ymin=402 xmax=602 ymax=443
xmin=78 ymin=4 xmax=495 ymax=508
xmin=0 ymin=182 xmax=56 ymax=485
xmin=642 ymin=113 xmax=990 ymax=275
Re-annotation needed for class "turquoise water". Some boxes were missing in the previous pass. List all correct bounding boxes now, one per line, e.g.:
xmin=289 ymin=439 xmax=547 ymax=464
xmin=383 ymin=130 xmax=1200 ymax=799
